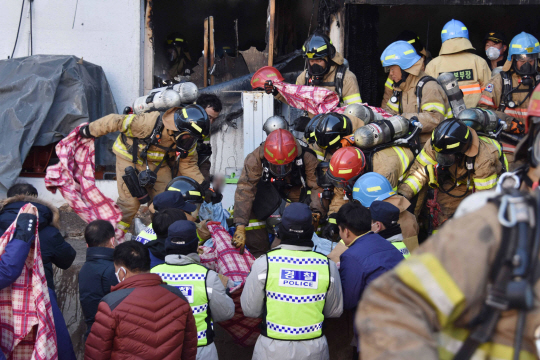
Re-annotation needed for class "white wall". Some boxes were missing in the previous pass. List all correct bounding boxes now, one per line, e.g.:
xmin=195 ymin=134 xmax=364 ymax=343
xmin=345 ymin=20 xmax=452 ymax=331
xmin=0 ymin=0 xmax=143 ymax=111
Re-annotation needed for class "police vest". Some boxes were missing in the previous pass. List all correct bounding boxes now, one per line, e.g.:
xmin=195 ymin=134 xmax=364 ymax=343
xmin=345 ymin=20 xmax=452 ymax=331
xmin=263 ymin=248 xmax=330 ymax=341
xmin=391 ymin=241 xmax=410 ymax=258
xmin=152 ymin=263 xmax=213 ymax=347
xmin=135 ymin=224 xmax=157 ymax=244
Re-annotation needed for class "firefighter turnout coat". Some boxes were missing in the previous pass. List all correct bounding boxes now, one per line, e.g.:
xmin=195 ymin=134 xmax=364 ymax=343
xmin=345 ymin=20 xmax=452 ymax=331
xmin=356 ymin=200 xmax=540 ymax=360
xmin=383 ymin=58 xmax=450 ymax=146
xmin=88 ymin=111 xmax=204 ymax=229
xmin=425 ymin=37 xmax=492 ymax=109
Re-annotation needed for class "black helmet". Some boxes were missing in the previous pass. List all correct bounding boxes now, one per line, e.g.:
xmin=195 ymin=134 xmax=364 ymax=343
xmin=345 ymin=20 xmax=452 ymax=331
xmin=431 ymin=119 xmax=474 ymax=167
xmin=395 ymin=30 xmax=425 ymax=56
xmin=314 ymin=113 xmax=352 ymax=150
xmin=174 ymin=104 xmax=209 ymax=138
xmin=166 ymin=176 xmax=204 ymax=203
xmin=303 ymin=31 xmax=335 ymax=77
xmin=304 ymin=114 xmax=324 ymax=144
xmin=167 ymin=32 xmax=188 ymax=49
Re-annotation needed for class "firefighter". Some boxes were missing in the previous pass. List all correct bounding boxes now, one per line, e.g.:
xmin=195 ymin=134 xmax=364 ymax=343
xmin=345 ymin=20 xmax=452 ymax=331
xmin=425 ymin=19 xmax=492 ymax=109
xmin=398 ymin=118 xmax=503 ymax=232
xmin=267 ymin=31 xmax=362 ymax=115
xmin=79 ymin=105 xmax=209 ymax=234
xmin=381 ymin=40 xmax=450 ymax=146
xmin=195 ymin=94 xmax=222 ymax=182
xmin=240 ymin=202 xmax=343 ymax=360
xmin=263 ymin=115 xmax=289 ymax=136
xmin=166 ymin=32 xmax=196 ymax=82
xmin=478 ymin=32 xmax=540 ymax=169
xmin=230 ymin=129 xmax=325 ymax=258
xmin=356 ymin=84 xmax=540 ymax=360
xmin=381 ymin=31 xmax=430 ymax=108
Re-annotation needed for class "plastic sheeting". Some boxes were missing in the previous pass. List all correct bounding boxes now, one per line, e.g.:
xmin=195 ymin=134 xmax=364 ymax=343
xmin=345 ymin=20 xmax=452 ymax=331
xmin=0 ymin=55 xmax=118 ymax=191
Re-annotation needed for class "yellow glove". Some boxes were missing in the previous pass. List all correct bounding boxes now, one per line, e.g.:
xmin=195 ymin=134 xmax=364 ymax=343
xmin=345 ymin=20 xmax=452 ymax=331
xmin=427 ymin=165 xmax=439 ymax=189
xmin=232 ymin=225 xmax=246 ymax=254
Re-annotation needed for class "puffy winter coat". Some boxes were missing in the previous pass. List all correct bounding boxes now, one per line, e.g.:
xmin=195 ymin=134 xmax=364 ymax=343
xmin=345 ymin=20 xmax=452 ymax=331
xmin=85 ymin=273 xmax=198 ymax=360
xmin=88 ymin=110 xmax=204 ymax=183
xmin=425 ymin=37 xmax=492 ymax=109
xmin=0 ymin=195 xmax=76 ymax=290
xmin=234 ymin=139 xmax=325 ymax=225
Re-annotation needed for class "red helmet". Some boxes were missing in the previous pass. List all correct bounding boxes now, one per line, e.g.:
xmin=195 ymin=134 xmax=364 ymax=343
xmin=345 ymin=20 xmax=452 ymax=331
xmin=264 ymin=129 xmax=298 ymax=177
xmin=327 ymin=147 xmax=366 ymax=190
xmin=518 ymin=83 xmax=540 ymax=166
xmin=251 ymin=66 xmax=285 ymax=89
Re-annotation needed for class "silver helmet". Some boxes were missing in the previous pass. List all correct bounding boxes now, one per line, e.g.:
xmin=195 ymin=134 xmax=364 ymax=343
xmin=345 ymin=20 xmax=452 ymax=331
xmin=263 ymin=115 xmax=289 ymax=136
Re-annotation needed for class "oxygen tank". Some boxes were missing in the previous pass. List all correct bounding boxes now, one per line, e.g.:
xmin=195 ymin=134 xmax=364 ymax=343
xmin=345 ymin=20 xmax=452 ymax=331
xmin=437 ymin=72 xmax=467 ymax=117
xmin=133 ymin=89 xmax=182 ymax=114
xmin=457 ymin=108 xmax=499 ymax=133
xmin=148 ymin=82 xmax=199 ymax=104
xmin=354 ymin=115 xmax=410 ymax=149
xmin=343 ymin=103 xmax=384 ymax=124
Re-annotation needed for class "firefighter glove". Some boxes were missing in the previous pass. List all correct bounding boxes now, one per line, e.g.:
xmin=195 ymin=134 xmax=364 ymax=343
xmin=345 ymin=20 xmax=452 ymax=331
xmin=508 ymin=118 xmax=525 ymax=134
xmin=232 ymin=225 xmax=246 ymax=253
xmin=79 ymin=125 xmax=94 ymax=139
xmin=321 ymin=214 xmax=340 ymax=242
xmin=427 ymin=165 xmax=439 ymax=189
xmin=312 ymin=212 xmax=321 ymax=230
xmin=264 ymin=80 xmax=278 ymax=96
xmin=198 ymin=143 xmax=212 ymax=158
xmin=204 ymin=188 xmax=223 ymax=204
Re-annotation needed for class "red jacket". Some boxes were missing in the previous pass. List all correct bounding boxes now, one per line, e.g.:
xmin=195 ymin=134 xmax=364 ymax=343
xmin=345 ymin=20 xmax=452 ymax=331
xmin=84 ymin=273 xmax=197 ymax=360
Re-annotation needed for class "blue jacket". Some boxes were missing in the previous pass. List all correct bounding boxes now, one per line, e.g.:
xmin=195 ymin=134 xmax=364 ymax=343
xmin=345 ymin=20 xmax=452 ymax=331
xmin=0 ymin=238 xmax=31 ymax=290
xmin=78 ymin=246 xmax=118 ymax=340
xmin=0 ymin=197 xmax=76 ymax=290
xmin=339 ymin=232 xmax=404 ymax=311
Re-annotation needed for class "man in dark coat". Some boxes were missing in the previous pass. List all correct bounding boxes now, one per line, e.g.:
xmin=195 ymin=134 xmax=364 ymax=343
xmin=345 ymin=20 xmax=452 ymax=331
xmin=78 ymin=220 xmax=119 ymax=340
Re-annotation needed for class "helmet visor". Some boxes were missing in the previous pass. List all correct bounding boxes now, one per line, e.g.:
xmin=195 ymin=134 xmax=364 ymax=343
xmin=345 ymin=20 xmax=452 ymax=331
xmin=326 ymin=171 xmax=356 ymax=190
xmin=268 ymin=162 xmax=293 ymax=177
xmin=513 ymin=53 xmax=538 ymax=76
xmin=435 ymin=152 xmax=456 ymax=167
xmin=175 ymin=132 xmax=197 ymax=151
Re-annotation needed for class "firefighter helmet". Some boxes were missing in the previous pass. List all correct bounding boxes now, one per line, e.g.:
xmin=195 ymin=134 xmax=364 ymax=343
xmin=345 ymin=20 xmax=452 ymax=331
xmin=432 ymin=119 xmax=477 ymax=166
xmin=263 ymin=129 xmax=298 ymax=177
xmin=304 ymin=114 xmax=323 ymax=144
xmin=441 ymin=19 xmax=469 ymax=43
xmin=314 ymin=113 xmax=353 ymax=150
xmin=251 ymin=66 xmax=285 ymax=89
xmin=352 ymin=173 xmax=396 ymax=207
xmin=302 ymin=31 xmax=335 ymax=60
xmin=381 ymin=41 xmax=421 ymax=71
xmin=263 ymin=116 xmax=289 ymax=136
xmin=166 ymin=176 xmax=204 ymax=203
xmin=162 ymin=104 xmax=209 ymax=153
xmin=326 ymin=147 xmax=366 ymax=191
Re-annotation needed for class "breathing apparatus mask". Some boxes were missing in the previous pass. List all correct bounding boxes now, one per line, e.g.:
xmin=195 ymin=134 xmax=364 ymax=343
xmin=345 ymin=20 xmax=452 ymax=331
xmin=435 ymin=152 xmax=464 ymax=168
xmin=316 ymin=162 xmax=334 ymax=200
xmin=308 ymin=58 xmax=330 ymax=85
xmin=486 ymin=46 xmax=501 ymax=61
xmin=514 ymin=53 xmax=539 ymax=76
xmin=174 ymin=131 xmax=197 ymax=159
xmin=268 ymin=162 xmax=293 ymax=178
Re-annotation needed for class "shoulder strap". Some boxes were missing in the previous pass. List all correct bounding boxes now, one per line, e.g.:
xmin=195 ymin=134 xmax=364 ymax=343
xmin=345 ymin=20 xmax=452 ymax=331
xmin=415 ymin=76 xmax=438 ymax=114
xmin=334 ymin=65 xmax=346 ymax=102
xmin=498 ymin=71 xmax=513 ymax=112
xmin=305 ymin=71 xmax=310 ymax=85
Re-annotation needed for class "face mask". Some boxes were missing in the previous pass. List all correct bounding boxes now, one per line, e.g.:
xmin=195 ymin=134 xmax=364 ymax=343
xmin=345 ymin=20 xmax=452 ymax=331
xmin=115 ymin=267 xmax=126 ymax=283
xmin=486 ymin=46 xmax=501 ymax=61
xmin=518 ymin=61 xmax=536 ymax=76
xmin=309 ymin=63 xmax=327 ymax=77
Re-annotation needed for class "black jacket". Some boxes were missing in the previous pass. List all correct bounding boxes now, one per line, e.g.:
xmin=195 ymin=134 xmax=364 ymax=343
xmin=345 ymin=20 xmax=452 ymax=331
xmin=0 ymin=195 xmax=76 ymax=290
xmin=78 ymin=246 xmax=118 ymax=340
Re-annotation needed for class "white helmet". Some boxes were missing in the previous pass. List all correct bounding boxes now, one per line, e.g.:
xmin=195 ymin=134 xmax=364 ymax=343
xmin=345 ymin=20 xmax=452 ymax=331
xmin=263 ymin=116 xmax=289 ymax=136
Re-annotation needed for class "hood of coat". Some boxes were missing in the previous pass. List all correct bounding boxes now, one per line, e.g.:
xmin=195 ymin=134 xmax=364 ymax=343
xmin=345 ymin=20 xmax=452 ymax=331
xmin=0 ymin=195 xmax=60 ymax=230
xmin=164 ymin=253 xmax=201 ymax=265
xmin=384 ymin=194 xmax=411 ymax=213
xmin=331 ymin=51 xmax=345 ymax=66
xmin=404 ymin=57 xmax=424 ymax=77
xmin=439 ymin=37 xmax=475 ymax=56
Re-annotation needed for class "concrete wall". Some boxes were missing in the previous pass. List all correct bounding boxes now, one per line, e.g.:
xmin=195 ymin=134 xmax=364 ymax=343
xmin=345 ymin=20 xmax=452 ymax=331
xmin=0 ymin=0 xmax=144 ymax=111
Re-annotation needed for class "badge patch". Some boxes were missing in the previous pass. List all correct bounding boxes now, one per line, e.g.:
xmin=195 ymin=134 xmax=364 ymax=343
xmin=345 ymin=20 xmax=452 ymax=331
xmin=439 ymin=69 xmax=474 ymax=82
xmin=178 ymin=285 xmax=194 ymax=303
xmin=279 ymin=269 xmax=319 ymax=289
xmin=486 ymin=83 xmax=494 ymax=93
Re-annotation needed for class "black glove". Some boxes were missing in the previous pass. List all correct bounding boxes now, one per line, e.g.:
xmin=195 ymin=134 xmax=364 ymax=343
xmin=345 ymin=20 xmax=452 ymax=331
xmin=508 ymin=118 xmax=525 ymax=135
xmin=264 ymin=80 xmax=278 ymax=96
xmin=79 ymin=125 xmax=94 ymax=139
xmin=321 ymin=214 xmax=340 ymax=242
xmin=14 ymin=214 xmax=37 ymax=244
xmin=198 ymin=143 xmax=212 ymax=158
xmin=204 ymin=188 xmax=223 ymax=204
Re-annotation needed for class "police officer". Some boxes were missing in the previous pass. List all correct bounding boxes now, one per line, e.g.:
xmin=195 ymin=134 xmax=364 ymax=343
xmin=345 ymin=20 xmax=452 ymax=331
xmin=483 ymin=31 xmax=508 ymax=71
xmin=425 ymin=19 xmax=492 ymax=109
xmin=241 ymin=203 xmax=343 ymax=360
xmin=79 ymin=105 xmax=209 ymax=234
xmin=152 ymin=220 xmax=235 ymax=360
xmin=268 ymin=31 xmax=362 ymax=115
xmin=355 ymin=84 xmax=540 ymax=360
xmin=479 ymin=32 xmax=540 ymax=169
xmin=231 ymin=129 xmax=324 ymax=258
xmin=398 ymin=118 xmax=503 ymax=232
xmin=369 ymin=201 xmax=410 ymax=258
xmin=381 ymin=40 xmax=450 ymax=146
xmin=381 ymin=30 xmax=430 ymax=108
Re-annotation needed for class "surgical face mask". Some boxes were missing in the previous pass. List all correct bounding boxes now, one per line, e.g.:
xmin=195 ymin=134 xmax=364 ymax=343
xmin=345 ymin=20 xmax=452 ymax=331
xmin=115 ymin=266 xmax=126 ymax=283
xmin=486 ymin=46 xmax=501 ymax=61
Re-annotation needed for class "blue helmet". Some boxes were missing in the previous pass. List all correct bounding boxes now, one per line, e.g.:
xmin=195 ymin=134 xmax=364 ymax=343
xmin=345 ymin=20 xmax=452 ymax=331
xmin=441 ymin=19 xmax=469 ymax=43
xmin=352 ymin=173 xmax=396 ymax=207
xmin=380 ymin=41 xmax=421 ymax=70
xmin=507 ymin=32 xmax=540 ymax=61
